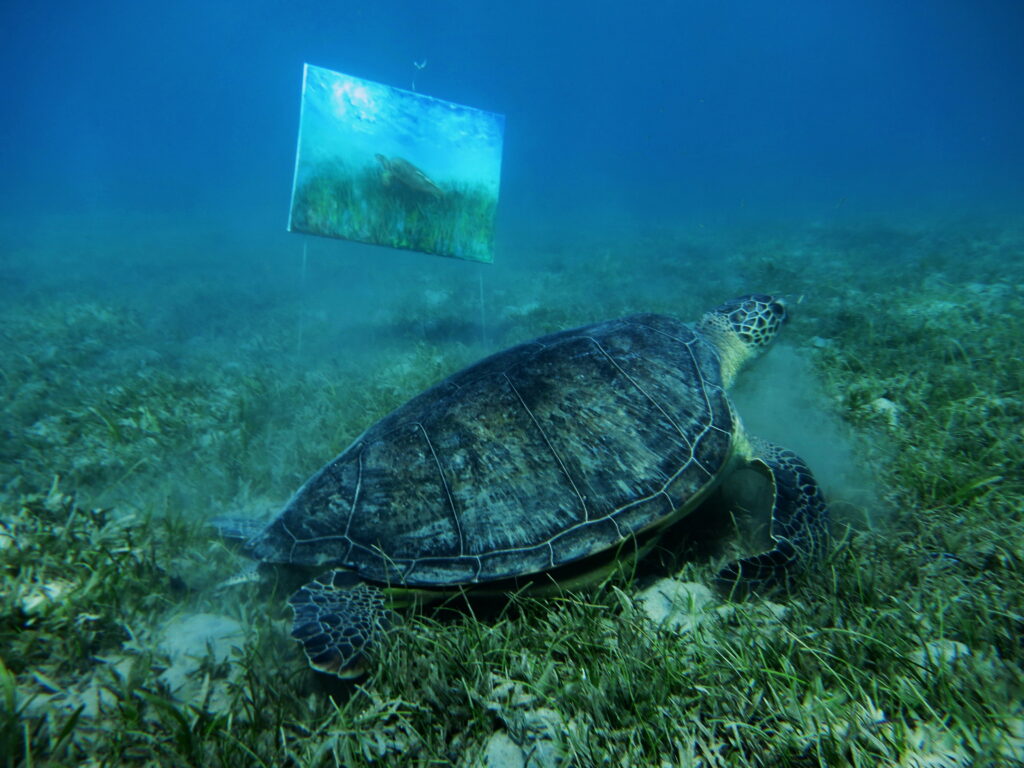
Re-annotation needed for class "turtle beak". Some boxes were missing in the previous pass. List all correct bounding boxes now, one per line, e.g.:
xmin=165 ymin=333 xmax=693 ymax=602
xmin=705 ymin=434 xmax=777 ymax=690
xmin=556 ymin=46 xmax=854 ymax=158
xmin=771 ymin=297 xmax=789 ymax=324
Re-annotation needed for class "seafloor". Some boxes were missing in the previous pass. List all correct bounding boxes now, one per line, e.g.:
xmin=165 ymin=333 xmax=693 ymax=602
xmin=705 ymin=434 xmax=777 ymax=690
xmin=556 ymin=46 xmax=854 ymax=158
xmin=1 ymin=215 xmax=1022 ymax=766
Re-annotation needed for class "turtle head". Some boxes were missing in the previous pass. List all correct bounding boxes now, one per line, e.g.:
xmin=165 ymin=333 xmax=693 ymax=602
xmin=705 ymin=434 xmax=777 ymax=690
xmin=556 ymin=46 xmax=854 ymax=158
xmin=711 ymin=294 xmax=787 ymax=348
xmin=699 ymin=294 xmax=787 ymax=385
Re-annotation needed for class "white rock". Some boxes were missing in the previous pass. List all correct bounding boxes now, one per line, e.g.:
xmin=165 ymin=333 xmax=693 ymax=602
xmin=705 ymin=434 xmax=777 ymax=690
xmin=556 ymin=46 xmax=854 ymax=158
xmin=999 ymin=714 xmax=1024 ymax=761
xmin=634 ymin=579 xmax=715 ymax=633
xmin=158 ymin=613 xmax=245 ymax=664
xmin=522 ymin=707 xmax=566 ymax=768
xmin=483 ymin=732 xmax=526 ymax=768
xmin=19 ymin=578 xmax=75 ymax=615
xmin=0 ymin=521 xmax=14 ymax=552
xmin=522 ymin=707 xmax=563 ymax=739
xmin=868 ymin=397 xmax=901 ymax=427
xmin=156 ymin=613 xmax=245 ymax=702
xmin=912 ymin=639 xmax=972 ymax=668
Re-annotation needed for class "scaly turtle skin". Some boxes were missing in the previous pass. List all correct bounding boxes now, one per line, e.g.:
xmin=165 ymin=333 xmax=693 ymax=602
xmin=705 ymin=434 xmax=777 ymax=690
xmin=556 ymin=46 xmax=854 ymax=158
xmin=374 ymin=154 xmax=443 ymax=200
xmin=229 ymin=295 xmax=830 ymax=677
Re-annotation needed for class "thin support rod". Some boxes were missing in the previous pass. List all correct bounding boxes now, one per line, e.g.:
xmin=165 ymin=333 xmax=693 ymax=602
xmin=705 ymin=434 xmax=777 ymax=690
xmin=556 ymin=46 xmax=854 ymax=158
xmin=297 ymin=240 xmax=308 ymax=356
xmin=478 ymin=268 xmax=488 ymax=349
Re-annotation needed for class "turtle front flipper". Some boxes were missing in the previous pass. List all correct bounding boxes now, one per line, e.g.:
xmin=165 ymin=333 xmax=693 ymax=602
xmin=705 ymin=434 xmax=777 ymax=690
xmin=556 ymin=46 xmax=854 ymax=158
xmin=288 ymin=571 xmax=392 ymax=678
xmin=717 ymin=440 xmax=829 ymax=594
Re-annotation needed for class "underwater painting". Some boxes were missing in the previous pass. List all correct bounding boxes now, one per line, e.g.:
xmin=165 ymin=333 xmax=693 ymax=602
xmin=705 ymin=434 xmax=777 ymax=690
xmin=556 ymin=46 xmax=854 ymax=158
xmin=2 ymin=1 xmax=1023 ymax=765
xmin=288 ymin=64 xmax=505 ymax=262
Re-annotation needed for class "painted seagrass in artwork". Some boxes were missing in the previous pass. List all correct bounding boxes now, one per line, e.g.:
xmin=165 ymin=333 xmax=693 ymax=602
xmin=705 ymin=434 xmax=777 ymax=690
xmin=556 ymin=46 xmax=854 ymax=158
xmin=288 ymin=64 xmax=505 ymax=263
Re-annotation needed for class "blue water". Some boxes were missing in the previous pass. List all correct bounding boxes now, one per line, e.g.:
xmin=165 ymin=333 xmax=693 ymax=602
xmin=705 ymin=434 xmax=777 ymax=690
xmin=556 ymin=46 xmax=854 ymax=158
xmin=3 ymin=0 xmax=1022 ymax=233
xmin=4 ymin=8 xmax=1024 ymax=762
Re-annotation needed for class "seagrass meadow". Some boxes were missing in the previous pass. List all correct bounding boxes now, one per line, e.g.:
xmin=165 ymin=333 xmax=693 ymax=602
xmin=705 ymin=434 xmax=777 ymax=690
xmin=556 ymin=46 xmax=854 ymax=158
xmin=290 ymin=161 xmax=498 ymax=262
xmin=1 ymin=219 xmax=1023 ymax=767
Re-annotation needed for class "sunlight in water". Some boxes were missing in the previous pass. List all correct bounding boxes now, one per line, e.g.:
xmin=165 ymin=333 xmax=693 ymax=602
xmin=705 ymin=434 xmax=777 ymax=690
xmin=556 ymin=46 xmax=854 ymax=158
xmin=331 ymin=77 xmax=378 ymax=123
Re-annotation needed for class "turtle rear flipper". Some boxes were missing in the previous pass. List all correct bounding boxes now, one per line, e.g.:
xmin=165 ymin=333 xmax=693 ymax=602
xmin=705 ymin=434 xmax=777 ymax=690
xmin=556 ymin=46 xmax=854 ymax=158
xmin=716 ymin=440 xmax=829 ymax=594
xmin=209 ymin=514 xmax=270 ymax=545
xmin=288 ymin=571 xmax=392 ymax=678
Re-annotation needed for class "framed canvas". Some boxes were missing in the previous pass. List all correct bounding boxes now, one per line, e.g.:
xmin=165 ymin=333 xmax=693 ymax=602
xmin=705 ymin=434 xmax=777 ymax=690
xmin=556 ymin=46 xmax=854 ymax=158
xmin=288 ymin=64 xmax=505 ymax=263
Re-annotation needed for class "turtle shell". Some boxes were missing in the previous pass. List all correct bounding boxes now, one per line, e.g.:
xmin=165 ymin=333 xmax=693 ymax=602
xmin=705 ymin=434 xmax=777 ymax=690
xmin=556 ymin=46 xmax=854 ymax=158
xmin=248 ymin=313 xmax=734 ymax=586
xmin=376 ymin=155 xmax=443 ymax=199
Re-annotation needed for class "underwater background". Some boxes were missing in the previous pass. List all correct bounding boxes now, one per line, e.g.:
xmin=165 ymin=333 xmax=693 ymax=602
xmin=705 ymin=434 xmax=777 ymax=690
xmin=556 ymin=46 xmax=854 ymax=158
xmin=2 ymin=1 xmax=1023 ymax=765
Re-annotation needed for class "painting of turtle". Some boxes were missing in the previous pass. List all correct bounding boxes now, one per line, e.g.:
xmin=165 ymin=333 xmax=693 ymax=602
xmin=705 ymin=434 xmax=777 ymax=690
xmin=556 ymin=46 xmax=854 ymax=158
xmin=219 ymin=295 xmax=829 ymax=677
xmin=287 ymin=64 xmax=504 ymax=262
xmin=374 ymin=154 xmax=444 ymax=200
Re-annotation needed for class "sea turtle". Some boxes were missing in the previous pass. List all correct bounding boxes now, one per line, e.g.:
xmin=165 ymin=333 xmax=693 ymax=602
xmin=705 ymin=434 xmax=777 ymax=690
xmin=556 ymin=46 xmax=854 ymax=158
xmin=225 ymin=295 xmax=829 ymax=677
xmin=374 ymin=153 xmax=444 ymax=200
